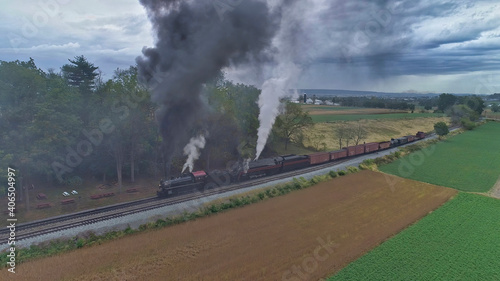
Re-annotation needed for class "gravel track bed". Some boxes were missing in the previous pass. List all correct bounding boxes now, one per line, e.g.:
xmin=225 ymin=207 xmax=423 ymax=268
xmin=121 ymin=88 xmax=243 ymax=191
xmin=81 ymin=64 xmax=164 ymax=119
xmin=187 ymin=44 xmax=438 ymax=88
xmin=1 ymin=135 xmax=440 ymax=251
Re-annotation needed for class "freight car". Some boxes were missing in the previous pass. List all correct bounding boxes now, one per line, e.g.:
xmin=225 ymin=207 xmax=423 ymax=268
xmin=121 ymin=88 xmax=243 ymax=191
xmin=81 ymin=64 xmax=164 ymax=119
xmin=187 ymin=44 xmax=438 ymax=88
xmin=378 ymin=141 xmax=391 ymax=150
xmin=330 ymin=149 xmax=348 ymax=160
xmin=308 ymin=152 xmax=330 ymax=165
xmin=157 ymin=131 xmax=427 ymax=197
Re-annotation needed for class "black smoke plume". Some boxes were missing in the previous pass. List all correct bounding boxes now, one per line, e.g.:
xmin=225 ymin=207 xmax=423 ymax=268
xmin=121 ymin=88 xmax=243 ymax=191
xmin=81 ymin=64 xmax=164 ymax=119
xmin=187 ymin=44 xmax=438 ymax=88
xmin=136 ymin=0 xmax=277 ymax=172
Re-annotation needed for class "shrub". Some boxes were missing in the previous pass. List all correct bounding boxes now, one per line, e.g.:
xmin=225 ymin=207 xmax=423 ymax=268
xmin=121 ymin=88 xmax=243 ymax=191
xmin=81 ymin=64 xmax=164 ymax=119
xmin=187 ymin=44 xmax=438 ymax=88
xmin=362 ymin=159 xmax=374 ymax=165
xmin=258 ymin=192 xmax=266 ymax=200
xmin=359 ymin=163 xmax=368 ymax=170
xmin=460 ymin=118 xmax=476 ymax=130
xmin=124 ymin=225 xmax=134 ymax=234
xmin=299 ymin=177 xmax=309 ymax=188
xmin=310 ymin=176 xmax=320 ymax=184
xmin=230 ymin=197 xmax=242 ymax=207
xmin=347 ymin=166 xmax=359 ymax=174
xmin=338 ymin=170 xmax=346 ymax=176
xmin=265 ymin=189 xmax=273 ymax=197
xmin=76 ymin=238 xmax=85 ymax=249
xmin=292 ymin=178 xmax=302 ymax=189
xmin=155 ymin=219 xmax=167 ymax=227
xmin=329 ymin=170 xmax=338 ymax=178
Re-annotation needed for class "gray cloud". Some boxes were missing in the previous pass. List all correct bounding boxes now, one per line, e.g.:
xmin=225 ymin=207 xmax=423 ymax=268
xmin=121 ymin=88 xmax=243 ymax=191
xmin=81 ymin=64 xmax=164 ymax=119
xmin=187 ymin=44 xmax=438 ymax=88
xmin=1 ymin=0 xmax=500 ymax=94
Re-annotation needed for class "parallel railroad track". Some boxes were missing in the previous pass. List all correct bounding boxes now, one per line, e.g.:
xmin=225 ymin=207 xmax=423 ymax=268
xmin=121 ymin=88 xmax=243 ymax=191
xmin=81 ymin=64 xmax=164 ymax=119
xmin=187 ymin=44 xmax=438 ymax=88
xmin=0 ymin=134 xmax=439 ymax=242
xmin=0 ymin=158 xmax=353 ymax=242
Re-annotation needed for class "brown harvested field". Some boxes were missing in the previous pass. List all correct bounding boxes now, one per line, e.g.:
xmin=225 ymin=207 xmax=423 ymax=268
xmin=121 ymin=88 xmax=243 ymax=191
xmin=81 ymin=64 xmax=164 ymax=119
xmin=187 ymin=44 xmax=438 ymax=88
xmin=5 ymin=171 xmax=457 ymax=281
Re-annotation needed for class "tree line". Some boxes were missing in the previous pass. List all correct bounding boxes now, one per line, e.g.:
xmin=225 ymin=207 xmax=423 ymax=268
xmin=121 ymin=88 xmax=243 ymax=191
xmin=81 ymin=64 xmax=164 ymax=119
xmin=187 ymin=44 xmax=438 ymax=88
xmin=0 ymin=57 xmax=267 ymax=194
xmin=435 ymin=93 xmax=484 ymax=129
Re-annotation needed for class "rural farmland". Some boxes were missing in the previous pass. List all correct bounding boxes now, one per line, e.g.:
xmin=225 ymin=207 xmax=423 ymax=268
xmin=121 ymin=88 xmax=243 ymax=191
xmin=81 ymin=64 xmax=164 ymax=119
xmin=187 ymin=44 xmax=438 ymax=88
xmin=3 ymin=0 xmax=500 ymax=279
xmin=330 ymin=193 xmax=500 ymax=280
xmin=0 ymin=171 xmax=456 ymax=280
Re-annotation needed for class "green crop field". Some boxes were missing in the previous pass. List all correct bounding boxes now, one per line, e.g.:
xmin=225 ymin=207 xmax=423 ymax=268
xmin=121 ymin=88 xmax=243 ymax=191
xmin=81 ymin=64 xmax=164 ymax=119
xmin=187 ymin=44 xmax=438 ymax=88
xmin=311 ymin=113 xmax=444 ymax=123
xmin=380 ymin=122 xmax=500 ymax=192
xmin=330 ymin=193 xmax=500 ymax=281
xmin=301 ymin=105 xmax=360 ymax=111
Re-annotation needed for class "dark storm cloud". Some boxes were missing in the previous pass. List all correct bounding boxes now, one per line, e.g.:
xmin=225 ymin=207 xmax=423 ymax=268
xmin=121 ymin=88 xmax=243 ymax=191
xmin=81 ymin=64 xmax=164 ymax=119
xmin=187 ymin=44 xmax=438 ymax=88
xmin=284 ymin=0 xmax=500 ymax=88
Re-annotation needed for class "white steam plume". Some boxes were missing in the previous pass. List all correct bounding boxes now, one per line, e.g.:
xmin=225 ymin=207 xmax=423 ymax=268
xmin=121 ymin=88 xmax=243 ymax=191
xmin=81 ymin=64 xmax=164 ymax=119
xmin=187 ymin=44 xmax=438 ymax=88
xmin=243 ymin=158 xmax=251 ymax=173
xmin=255 ymin=62 xmax=301 ymax=159
xmin=255 ymin=0 xmax=305 ymax=160
xmin=181 ymin=135 xmax=207 ymax=173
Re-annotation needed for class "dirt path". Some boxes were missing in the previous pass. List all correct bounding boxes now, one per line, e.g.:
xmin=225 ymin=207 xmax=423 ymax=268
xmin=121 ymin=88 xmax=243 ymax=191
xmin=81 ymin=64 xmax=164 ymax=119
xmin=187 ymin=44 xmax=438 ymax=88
xmin=488 ymin=175 xmax=500 ymax=199
xmin=3 ymin=171 xmax=457 ymax=281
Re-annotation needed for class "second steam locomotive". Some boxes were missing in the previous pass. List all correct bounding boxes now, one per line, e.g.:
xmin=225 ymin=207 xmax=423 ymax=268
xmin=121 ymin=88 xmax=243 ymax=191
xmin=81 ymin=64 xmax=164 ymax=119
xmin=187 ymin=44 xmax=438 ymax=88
xmin=157 ymin=131 xmax=427 ymax=197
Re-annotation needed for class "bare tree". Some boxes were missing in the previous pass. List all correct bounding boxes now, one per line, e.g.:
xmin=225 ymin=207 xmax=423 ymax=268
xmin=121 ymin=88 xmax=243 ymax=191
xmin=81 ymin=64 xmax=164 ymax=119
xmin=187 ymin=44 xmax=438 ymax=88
xmin=334 ymin=123 xmax=355 ymax=149
xmin=345 ymin=126 xmax=356 ymax=147
xmin=334 ymin=124 xmax=347 ymax=149
xmin=352 ymin=123 xmax=368 ymax=145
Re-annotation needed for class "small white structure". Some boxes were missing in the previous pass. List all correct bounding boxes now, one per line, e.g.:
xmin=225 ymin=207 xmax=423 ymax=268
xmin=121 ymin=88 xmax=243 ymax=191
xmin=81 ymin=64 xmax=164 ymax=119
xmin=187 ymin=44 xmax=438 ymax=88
xmin=71 ymin=190 xmax=78 ymax=195
xmin=306 ymin=98 xmax=314 ymax=104
xmin=62 ymin=192 xmax=70 ymax=197
xmin=314 ymin=100 xmax=323 ymax=105
xmin=325 ymin=101 xmax=334 ymax=105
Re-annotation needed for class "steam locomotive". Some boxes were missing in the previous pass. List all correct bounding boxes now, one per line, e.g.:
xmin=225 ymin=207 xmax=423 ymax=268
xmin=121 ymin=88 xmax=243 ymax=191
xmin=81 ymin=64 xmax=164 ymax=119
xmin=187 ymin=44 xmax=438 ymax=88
xmin=157 ymin=131 xmax=427 ymax=197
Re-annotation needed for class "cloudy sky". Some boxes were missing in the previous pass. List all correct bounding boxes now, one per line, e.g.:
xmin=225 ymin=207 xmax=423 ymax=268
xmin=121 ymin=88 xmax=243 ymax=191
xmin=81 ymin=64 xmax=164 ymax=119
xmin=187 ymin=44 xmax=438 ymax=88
xmin=2 ymin=0 xmax=500 ymax=94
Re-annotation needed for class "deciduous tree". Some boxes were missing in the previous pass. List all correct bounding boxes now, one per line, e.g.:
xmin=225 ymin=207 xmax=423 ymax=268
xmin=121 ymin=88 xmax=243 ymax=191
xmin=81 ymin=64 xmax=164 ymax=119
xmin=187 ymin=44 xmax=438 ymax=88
xmin=434 ymin=122 xmax=449 ymax=137
xmin=273 ymin=102 xmax=313 ymax=150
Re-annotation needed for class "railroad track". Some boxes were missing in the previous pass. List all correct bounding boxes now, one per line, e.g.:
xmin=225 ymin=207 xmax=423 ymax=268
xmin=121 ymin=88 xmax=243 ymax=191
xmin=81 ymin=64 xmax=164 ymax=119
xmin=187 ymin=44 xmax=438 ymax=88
xmin=0 ymin=135 xmax=437 ymax=242
xmin=0 ymin=158 xmax=354 ymax=242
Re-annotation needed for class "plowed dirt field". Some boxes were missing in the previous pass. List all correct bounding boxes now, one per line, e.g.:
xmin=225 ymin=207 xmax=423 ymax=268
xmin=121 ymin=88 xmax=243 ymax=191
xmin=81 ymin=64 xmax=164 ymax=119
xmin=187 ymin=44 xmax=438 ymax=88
xmin=6 ymin=171 xmax=457 ymax=281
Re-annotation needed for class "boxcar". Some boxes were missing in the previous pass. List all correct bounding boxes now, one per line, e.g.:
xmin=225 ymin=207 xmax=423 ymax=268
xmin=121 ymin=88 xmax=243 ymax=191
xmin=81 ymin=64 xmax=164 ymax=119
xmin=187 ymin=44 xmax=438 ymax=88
xmin=330 ymin=149 xmax=348 ymax=161
xmin=364 ymin=142 xmax=379 ymax=153
xmin=308 ymin=152 xmax=330 ymax=165
xmin=379 ymin=141 xmax=391 ymax=150
xmin=416 ymin=131 xmax=426 ymax=139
